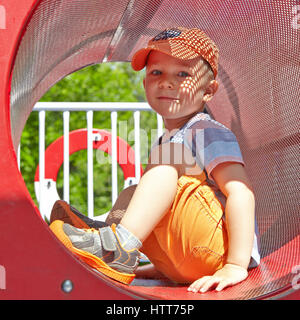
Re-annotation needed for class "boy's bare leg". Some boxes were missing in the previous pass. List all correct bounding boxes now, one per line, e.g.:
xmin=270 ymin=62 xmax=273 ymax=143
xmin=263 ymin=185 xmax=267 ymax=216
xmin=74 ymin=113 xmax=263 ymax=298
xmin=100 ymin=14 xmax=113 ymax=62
xmin=105 ymin=165 xmax=178 ymax=280
xmin=107 ymin=143 xmax=180 ymax=242
xmin=120 ymin=164 xmax=178 ymax=242
xmin=106 ymin=164 xmax=178 ymax=242
xmin=106 ymin=184 xmax=170 ymax=280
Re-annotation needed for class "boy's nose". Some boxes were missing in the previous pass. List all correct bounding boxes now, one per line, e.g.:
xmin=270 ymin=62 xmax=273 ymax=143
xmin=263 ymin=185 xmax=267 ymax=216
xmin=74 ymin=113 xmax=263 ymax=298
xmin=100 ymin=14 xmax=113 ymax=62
xmin=158 ymin=77 xmax=174 ymax=89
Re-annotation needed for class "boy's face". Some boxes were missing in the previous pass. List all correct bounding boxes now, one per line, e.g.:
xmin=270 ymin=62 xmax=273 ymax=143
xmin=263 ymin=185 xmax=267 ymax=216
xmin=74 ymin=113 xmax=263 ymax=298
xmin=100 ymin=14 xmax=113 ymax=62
xmin=143 ymin=51 xmax=218 ymax=126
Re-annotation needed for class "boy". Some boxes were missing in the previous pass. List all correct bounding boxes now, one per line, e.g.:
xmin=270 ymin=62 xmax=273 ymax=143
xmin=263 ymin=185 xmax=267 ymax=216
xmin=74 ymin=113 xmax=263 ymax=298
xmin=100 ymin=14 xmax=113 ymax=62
xmin=50 ymin=27 xmax=260 ymax=293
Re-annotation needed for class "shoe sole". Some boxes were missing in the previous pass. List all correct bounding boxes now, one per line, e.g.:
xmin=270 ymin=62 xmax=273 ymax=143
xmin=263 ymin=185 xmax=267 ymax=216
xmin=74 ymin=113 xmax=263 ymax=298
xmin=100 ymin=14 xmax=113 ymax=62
xmin=50 ymin=201 xmax=90 ymax=229
xmin=50 ymin=220 xmax=135 ymax=285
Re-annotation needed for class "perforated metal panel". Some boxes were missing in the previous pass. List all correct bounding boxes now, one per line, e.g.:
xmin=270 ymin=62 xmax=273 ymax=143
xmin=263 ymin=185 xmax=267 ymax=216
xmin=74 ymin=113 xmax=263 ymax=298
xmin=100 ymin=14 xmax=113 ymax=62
xmin=10 ymin=0 xmax=300 ymax=299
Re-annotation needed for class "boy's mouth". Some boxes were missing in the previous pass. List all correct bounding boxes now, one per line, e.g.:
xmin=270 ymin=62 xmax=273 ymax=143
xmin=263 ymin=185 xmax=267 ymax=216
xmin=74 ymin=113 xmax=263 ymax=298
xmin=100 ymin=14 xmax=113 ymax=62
xmin=157 ymin=96 xmax=179 ymax=101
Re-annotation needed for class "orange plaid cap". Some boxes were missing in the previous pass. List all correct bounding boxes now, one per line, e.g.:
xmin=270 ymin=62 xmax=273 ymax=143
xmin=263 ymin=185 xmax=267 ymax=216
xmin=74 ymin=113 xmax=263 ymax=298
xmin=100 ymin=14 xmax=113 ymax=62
xmin=131 ymin=27 xmax=219 ymax=78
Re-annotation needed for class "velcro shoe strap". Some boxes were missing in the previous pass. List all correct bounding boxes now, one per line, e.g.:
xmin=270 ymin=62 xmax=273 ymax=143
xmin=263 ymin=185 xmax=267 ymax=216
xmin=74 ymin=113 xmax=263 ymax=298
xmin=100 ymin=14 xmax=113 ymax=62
xmin=100 ymin=227 xmax=117 ymax=251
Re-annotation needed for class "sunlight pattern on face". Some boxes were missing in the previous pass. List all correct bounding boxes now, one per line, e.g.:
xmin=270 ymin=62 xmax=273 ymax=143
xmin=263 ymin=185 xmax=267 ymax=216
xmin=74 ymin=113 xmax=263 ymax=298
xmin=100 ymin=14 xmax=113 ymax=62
xmin=167 ymin=58 xmax=214 ymax=115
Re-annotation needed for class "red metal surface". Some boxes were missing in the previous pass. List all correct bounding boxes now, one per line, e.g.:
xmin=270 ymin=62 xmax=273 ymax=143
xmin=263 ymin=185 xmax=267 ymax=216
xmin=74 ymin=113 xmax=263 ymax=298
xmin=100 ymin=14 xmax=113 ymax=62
xmin=34 ymin=128 xmax=142 ymax=182
xmin=0 ymin=0 xmax=299 ymax=300
xmin=129 ymin=235 xmax=300 ymax=300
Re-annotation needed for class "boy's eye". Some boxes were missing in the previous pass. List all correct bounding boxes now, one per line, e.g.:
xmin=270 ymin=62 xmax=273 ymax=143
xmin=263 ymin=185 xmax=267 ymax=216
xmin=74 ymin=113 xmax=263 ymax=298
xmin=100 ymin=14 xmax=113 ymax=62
xmin=178 ymin=71 xmax=190 ymax=77
xmin=151 ymin=70 xmax=161 ymax=75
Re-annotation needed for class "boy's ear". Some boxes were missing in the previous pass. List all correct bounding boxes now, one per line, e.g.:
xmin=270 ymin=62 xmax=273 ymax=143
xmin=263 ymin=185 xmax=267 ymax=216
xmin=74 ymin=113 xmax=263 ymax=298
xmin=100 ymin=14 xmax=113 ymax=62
xmin=143 ymin=78 xmax=145 ymax=88
xmin=203 ymin=80 xmax=219 ymax=102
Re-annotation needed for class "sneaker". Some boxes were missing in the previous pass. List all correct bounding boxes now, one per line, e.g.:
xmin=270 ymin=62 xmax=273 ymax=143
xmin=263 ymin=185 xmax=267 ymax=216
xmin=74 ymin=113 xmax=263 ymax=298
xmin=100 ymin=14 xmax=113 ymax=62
xmin=50 ymin=200 xmax=108 ymax=229
xmin=49 ymin=220 xmax=140 ymax=284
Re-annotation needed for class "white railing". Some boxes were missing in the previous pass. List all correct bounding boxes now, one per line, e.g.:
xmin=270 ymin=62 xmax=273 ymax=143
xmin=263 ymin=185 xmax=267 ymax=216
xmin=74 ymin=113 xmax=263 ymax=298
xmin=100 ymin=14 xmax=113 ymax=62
xmin=19 ymin=102 xmax=164 ymax=221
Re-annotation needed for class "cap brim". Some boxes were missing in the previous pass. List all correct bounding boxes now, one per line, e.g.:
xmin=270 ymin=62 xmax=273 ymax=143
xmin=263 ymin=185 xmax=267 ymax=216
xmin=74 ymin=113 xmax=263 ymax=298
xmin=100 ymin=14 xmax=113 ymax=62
xmin=131 ymin=48 xmax=152 ymax=71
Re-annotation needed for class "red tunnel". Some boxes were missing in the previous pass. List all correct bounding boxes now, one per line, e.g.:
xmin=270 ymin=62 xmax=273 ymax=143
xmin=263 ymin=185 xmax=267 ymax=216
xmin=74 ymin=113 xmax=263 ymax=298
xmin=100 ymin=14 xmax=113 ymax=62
xmin=0 ymin=0 xmax=299 ymax=299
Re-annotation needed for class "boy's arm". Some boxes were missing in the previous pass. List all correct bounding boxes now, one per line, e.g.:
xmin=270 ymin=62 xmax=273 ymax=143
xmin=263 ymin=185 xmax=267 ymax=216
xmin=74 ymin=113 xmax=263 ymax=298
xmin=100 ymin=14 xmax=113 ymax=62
xmin=214 ymin=162 xmax=255 ymax=269
xmin=188 ymin=162 xmax=255 ymax=293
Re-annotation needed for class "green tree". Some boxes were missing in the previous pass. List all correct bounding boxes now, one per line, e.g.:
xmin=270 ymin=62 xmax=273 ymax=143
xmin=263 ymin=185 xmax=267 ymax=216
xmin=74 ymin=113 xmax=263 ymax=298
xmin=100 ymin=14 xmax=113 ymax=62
xmin=21 ymin=62 xmax=158 ymax=216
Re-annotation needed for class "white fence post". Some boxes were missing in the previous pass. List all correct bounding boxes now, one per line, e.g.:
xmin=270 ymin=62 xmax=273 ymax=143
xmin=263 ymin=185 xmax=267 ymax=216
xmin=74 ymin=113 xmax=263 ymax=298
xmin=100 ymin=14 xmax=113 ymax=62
xmin=17 ymin=143 xmax=21 ymax=171
xmin=87 ymin=110 xmax=94 ymax=219
xmin=157 ymin=113 xmax=164 ymax=138
xmin=63 ymin=111 xmax=70 ymax=203
xmin=134 ymin=111 xmax=141 ymax=182
xmin=111 ymin=111 xmax=118 ymax=206
xmin=38 ymin=110 xmax=46 ymax=216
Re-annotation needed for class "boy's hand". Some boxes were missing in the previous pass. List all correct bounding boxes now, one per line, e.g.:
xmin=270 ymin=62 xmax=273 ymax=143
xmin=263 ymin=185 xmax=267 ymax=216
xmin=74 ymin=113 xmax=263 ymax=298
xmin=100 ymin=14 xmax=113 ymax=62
xmin=187 ymin=264 xmax=248 ymax=293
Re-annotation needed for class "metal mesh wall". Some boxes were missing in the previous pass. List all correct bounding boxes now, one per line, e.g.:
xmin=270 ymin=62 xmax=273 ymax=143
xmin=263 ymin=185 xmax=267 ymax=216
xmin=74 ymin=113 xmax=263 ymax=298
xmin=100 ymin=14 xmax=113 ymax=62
xmin=10 ymin=0 xmax=300 ymax=299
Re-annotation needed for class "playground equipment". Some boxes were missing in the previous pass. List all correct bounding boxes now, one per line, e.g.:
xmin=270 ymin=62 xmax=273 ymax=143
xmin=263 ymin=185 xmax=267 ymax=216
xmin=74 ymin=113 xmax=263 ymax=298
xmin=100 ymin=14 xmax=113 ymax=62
xmin=0 ymin=0 xmax=299 ymax=299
